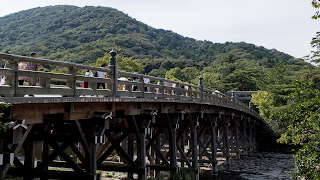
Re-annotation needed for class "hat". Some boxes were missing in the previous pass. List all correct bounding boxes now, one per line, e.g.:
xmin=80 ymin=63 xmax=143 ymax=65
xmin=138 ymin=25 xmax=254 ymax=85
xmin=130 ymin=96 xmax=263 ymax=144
xmin=30 ymin=52 xmax=37 ymax=56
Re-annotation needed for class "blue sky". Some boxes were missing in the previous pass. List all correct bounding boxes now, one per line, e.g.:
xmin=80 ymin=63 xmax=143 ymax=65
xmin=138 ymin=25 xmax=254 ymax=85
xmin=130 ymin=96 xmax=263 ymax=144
xmin=0 ymin=0 xmax=319 ymax=58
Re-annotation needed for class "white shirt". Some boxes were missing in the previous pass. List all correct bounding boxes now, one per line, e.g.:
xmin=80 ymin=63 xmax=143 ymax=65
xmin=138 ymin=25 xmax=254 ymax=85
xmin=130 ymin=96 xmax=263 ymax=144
xmin=85 ymin=71 xmax=93 ymax=77
xmin=96 ymin=71 xmax=106 ymax=78
xmin=143 ymin=78 xmax=150 ymax=84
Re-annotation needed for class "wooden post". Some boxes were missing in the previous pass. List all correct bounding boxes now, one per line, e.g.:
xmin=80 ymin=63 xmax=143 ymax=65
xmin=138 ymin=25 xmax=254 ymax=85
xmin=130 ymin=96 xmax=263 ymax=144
xmin=192 ymin=116 xmax=199 ymax=180
xmin=0 ymin=138 xmax=4 ymax=179
xmin=12 ymin=58 xmax=19 ymax=97
xmin=210 ymin=114 xmax=218 ymax=176
xmin=108 ymin=50 xmax=118 ymax=97
xmin=253 ymin=120 xmax=257 ymax=150
xmin=180 ymin=129 xmax=185 ymax=168
xmin=248 ymin=119 xmax=253 ymax=152
xmin=235 ymin=117 xmax=240 ymax=160
xmin=198 ymin=77 xmax=204 ymax=102
xmin=67 ymin=65 xmax=76 ymax=97
xmin=155 ymin=128 xmax=161 ymax=179
xmin=23 ymin=139 xmax=36 ymax=180
xmin=224 ymin=115 xmax=231 ymax=171
xmin=160 ymin=79 xmax=164 ymax=99
xmin=85 ymin=123 xmax=97 ymax=179
xmin=170 ymin=117 xmax=179 ymax=179
xmin=127 ymin=133 xmax=134 ymax=179
xmin=137 ymin=119 xmax=147 ymax=180
xmin=139 ymin=76 xmax=144 ymax=98
xmin=242 ymin=119 xmax=248 ymax=156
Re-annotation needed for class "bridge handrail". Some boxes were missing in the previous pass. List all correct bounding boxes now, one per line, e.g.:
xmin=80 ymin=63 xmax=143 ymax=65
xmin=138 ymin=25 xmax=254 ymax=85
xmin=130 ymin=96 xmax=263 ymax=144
xmin=0 ymin=53 xmax=260 ymax=119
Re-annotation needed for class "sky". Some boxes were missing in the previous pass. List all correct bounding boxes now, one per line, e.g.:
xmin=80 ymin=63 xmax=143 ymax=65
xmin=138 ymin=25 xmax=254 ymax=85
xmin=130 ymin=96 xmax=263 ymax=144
xmin=0 ymin=0 xmax=319 ymax=58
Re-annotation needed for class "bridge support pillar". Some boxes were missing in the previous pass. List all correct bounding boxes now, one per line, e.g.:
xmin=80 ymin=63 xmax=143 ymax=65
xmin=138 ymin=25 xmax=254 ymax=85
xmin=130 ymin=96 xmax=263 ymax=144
xmin=85 ymin=123 xmax=98 ymax=179
xmin=154 ymin=128 xmax=161 ymax=179
xmin=223 ymin=115 xmax=231 ymax=171
xmin=248 ymin=119 xmax=254 ymax=152
xmin=242 ymin=119 xmax=248 ymax=156
xmin=192 ymin=116 xmax=199 ymax=180
xmin=0 ymin=138 xmax=4 ymax=179
xmin=23 ymin=139 xmax=36 ymax=180
xmin=138 ymin=121 xmax=147 ymax=180
xmin=209 ymin=113 xmax=218 ymax=176
xmin=253 ymin=121 xmax=257 ymax=150
xmin=169 ymin=117 xmax=179 ymax=179
xmin=234 ymin=117 xmax=241 ymax=160
xmin=127 ymin=133 xmax=134 ymax=179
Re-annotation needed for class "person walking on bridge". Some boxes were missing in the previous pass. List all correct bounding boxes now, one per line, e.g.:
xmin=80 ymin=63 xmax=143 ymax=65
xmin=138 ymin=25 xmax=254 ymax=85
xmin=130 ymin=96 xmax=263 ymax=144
xmin=95 ymin=63 xmax=107 ymax=89
xmin=18 ymin=52 xmax=40 ymax=86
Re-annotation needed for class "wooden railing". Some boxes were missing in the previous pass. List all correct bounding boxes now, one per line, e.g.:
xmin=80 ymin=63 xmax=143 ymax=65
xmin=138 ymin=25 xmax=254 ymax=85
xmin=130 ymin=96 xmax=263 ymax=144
xmin=0 ymin=53 xmax=259 ymax=118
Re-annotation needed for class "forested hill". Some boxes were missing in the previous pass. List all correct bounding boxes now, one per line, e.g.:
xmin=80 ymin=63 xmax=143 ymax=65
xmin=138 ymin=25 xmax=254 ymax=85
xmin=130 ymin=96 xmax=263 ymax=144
xmin=1 ymin=5 xmax=295 ymax=66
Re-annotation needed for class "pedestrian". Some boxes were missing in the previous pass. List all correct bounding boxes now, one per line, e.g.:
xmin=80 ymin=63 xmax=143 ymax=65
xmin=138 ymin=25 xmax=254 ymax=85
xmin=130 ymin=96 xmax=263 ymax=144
xmin=143 ymin=73 xmax=150 ymax=92
xmin=95 ymin=63 xmax=107 ymax=89
xmin=164 ymin=78 xmax=170 ymax=94
xmin=18 ymin=52 xmax=40 ymax=86
xmin=82 ymin=69 xmax=93 ymax=88
xmin=172 ymin=82 xmax=176 ymax=95
xmin=133 ymin=77 xmax=139 ymax=91
xmin=179 ymin=80 xmax=184 ymax=95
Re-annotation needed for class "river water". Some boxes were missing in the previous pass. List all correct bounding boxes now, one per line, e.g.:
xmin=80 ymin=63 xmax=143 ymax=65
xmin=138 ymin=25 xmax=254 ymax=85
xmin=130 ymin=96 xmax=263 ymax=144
xmin=201 ymin=152 xmax=294 ymax=180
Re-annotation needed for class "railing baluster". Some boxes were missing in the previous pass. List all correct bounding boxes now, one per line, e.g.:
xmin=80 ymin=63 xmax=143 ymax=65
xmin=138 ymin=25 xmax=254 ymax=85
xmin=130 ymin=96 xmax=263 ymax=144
xmin=67 ymin=66 xmax=76 ymax=97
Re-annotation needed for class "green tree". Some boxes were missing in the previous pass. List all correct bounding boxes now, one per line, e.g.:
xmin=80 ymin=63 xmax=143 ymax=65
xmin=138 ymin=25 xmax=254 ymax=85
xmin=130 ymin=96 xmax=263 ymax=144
xmin=91 ymin=52 xmax=144 ymax=73
xmin=271 ymin=80 xmax=320 ymax=179
xmin=165 ymin=67 xmax=182 ymax=81
xmin=251 ymin=91 xmax=274 ymax=119
xmin=311 ymin=0 xmax=320 ymax=62
xmin=221 ymin=69 xmax=257 ymax=92
xmin=0 ymin=99 xmax=11 ymax=135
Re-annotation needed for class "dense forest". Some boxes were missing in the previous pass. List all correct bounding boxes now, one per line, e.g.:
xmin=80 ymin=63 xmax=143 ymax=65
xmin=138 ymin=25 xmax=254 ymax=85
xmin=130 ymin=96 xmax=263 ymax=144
xmin=0 ymin=5 xmax=313 ymax=90
xmin=0 ymin=4 xmax=320 ymax=178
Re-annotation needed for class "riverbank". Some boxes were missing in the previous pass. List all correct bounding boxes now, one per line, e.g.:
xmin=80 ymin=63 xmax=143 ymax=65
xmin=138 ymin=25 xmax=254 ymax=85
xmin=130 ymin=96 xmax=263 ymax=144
xmin=98 ymin=152 xmax=294 ymax=180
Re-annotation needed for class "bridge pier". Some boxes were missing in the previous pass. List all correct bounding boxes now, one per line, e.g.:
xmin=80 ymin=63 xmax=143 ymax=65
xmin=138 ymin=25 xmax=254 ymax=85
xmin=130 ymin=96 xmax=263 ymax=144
xmin=209 ymin=113 xmax=218 ymax=176
xmin=234 ymin=117 xmax=241 ymax=160
xmin=242 ymin=119 xmax=248 ymax=156
xmin=223 ymin=115 xmax=231 ymax=171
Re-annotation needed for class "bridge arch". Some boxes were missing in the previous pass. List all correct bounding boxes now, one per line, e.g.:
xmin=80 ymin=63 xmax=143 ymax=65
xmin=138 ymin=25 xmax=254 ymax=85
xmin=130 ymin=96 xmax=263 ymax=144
xmin=0 ymin=53 xmax=271 ymax=180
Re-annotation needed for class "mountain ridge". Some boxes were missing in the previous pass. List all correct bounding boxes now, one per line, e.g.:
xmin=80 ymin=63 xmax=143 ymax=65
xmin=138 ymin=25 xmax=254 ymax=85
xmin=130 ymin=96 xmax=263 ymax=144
xmin=0 ymin=5 xmax=296 ymax=67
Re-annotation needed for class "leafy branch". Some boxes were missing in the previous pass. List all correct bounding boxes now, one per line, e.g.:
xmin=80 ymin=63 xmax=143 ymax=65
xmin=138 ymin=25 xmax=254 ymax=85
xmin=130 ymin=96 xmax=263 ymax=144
xmin=0 ymin=100 xmax=12 ymax=135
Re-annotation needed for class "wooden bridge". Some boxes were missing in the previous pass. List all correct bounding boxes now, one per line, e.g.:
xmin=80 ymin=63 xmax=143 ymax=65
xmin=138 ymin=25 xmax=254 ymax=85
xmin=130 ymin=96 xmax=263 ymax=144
xmin=0 ymin=52 xmax=271 ymax=180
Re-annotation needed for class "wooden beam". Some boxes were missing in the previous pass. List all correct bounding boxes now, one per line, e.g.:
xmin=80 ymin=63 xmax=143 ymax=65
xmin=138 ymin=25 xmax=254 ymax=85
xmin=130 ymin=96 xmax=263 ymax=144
xmin=74 ymin=120 xmax=90 ymax=155
xmin=3 ymin=124 xmax=34 ymax=178
xmin=146 ymin=136 xmax=170 ymax=167
xmin=104 ymin=132 xmax=136 ymax=166
xmin=48 ymin=140 xmax=84 ymax=174
xmin=97 ymin=132 xmax=128 ymax=164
